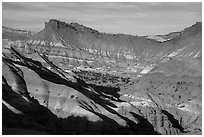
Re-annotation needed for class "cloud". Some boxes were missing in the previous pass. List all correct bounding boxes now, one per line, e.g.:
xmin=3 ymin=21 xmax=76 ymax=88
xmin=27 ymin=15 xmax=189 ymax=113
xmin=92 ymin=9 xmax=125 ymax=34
xmin=2 ymin=2 xmax=202 ymax=35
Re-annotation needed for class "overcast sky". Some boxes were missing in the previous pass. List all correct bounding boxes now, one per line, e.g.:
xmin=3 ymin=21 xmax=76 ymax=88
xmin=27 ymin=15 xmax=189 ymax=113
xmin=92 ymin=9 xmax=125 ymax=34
xmin=2 ymin=2 xmax=202 ymax=36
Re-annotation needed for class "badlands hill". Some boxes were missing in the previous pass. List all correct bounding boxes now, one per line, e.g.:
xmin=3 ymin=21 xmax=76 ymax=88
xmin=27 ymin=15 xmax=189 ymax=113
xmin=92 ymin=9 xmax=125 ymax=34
xmin=2 ymin=20 xmax=202 ymax=135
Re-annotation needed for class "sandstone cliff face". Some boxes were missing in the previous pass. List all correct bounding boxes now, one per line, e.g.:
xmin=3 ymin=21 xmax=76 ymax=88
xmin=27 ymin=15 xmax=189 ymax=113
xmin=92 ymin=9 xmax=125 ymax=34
xmin=29 ymin=19 xmax=175 ymax=63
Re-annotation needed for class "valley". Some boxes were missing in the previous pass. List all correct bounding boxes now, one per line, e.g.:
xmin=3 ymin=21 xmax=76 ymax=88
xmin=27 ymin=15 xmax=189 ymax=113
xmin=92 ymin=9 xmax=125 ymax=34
xmin=2 ymin=19 xmax=202 ymax=135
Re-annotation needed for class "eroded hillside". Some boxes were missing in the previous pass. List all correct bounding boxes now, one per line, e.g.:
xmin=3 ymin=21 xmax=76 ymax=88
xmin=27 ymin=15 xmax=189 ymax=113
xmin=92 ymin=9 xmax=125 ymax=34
xmin=2 ymin=20 xmax=202 ymax=135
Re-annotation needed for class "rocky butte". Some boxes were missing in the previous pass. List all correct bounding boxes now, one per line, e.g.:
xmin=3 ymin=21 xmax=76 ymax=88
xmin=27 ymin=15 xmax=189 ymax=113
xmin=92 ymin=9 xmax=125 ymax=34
xmin=2 ymin=19 xmax=202 ymax=135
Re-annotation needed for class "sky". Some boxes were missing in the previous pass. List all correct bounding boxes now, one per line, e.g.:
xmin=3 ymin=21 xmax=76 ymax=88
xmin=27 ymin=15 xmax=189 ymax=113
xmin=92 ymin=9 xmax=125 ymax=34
xmin=2 ymin=2 xmax=202 ymax=36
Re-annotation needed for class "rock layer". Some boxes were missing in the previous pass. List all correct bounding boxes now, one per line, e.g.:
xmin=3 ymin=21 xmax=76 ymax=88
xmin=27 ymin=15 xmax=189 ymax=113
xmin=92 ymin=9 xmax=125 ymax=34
xmin=2 ymin=20 xmax=202 ymax=76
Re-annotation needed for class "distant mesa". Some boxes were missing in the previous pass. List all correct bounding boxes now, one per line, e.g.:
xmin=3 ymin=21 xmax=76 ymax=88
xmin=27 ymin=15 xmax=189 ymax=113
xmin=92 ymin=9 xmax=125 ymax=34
xmin=2 ymin=19 xmax=202 ymax=76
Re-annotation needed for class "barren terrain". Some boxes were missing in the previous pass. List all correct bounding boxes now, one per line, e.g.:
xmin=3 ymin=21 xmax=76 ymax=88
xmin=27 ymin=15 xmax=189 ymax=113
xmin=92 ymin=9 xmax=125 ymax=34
xmin=2 ymin=20 xmax=202 ymax=135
